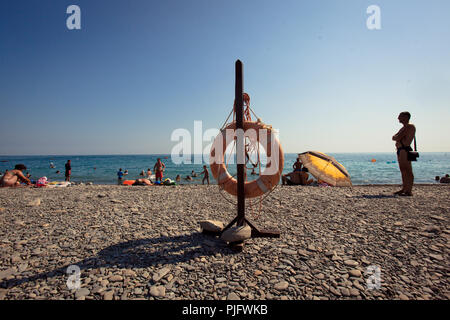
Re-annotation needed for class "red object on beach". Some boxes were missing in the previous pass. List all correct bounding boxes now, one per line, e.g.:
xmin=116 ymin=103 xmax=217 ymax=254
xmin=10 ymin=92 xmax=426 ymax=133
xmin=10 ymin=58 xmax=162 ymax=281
xmin=36 ymin=177 xmax=48 ymax=187
xmin=122 ymin=180 xmax=135 ymax=185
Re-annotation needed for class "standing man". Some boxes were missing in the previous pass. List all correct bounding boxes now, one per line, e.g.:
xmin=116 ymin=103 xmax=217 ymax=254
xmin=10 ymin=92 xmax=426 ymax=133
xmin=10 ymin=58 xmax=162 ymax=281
xmin=117 ymin=168 xmax=127 ymax=185
xmin=392 ymin=111 xmax=416 ymax=196
xmin=199 ymin=165 xmax=210 ymax=185
xmin=65 ymin=160 xmax=71 ymax=182
xmin=153 ymin=158 xmax=166 ymax=183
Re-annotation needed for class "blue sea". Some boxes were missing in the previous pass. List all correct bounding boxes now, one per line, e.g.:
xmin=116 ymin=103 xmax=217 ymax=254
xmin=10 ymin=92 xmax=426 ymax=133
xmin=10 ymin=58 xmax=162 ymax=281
xmin=0 ymin=153 xmax=449 ymax=185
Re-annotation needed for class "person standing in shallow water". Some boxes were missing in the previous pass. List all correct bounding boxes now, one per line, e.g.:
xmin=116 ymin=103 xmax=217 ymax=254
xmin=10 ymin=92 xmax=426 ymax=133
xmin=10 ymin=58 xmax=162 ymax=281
xmin=117 ymin=168 xmax=127 ymax=185
xmin=392 ymin=111 xmax=416 ymax=196
xmin=153 ymin=158 xmax=166 ymax=183
xmin=65 ymin=160 xmax=71 ymax=182
xmin=199 ymin=165 xmax=210 ymax=185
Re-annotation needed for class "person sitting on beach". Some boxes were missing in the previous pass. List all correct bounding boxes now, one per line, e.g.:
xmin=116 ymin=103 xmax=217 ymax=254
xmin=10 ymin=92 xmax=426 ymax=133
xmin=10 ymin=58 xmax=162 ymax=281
xmin=147 ymin=168 xmax=152 ymax=178
xmin=282 ymin=167 xmax=313 ymax=186
xmin=440 ymin=174 xmax=450 ymax=183
xmin=132 ymin=178 xmax=153 ymax=186
xmin=435 ymin=176 xmax=440 ymax=181
xmin=185 ymin=175 xmax=193 ymax=181
xmin=300 ymin=167 xmax=313 ymax=185
xmin=140 ymin=170 xmax=145 ymax=177
xmin=191 ymin=170 xmax=197 ymax=177
xmin=293 ymin=158 xmax=303 ymax=172
xmin=153 ymin=158 xmax=166 ymax=183
xmin=176 ymin=175 xmax=181 ymax=182
xmin=282 ymin=171 xmax=302 ymax=185
xmin=199 ymin=165 xmax=210 ymax=185
xmin=0 ymin=164 xmax=32 ymax=187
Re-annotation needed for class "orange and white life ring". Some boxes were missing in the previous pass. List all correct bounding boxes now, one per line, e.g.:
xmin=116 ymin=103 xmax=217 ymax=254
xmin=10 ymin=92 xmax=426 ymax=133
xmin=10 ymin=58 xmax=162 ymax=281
xmin=210 ymin=121 xmax=284 ymax=198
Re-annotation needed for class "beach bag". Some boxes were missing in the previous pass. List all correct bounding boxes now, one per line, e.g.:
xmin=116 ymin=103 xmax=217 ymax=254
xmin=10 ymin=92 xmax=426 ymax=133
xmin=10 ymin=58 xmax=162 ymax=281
xmin=36 ymin=176 xmax=48 ymax=187
xmin=407 ymin=136 xmax=419 ymax=162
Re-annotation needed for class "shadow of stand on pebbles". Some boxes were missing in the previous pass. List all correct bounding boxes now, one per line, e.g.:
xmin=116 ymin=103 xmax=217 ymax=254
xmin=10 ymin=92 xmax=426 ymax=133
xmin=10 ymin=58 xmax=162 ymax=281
xmin=0 ymin=232 xmax=235 ymax=294
xmin=351 ymin=194 xmax=399 ymax=199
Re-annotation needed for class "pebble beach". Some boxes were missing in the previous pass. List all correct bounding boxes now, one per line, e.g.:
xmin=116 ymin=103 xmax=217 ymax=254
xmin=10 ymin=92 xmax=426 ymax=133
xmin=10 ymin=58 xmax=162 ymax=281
xmin=0 ymin=184 xmax=449 ymax=300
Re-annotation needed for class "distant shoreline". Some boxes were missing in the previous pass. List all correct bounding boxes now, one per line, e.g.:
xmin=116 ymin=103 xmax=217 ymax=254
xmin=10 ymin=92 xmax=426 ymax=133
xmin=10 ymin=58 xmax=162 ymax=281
xmin=2 ymin=153 xmax=448 ymax=186
xmin=1 ymin=151 xmax=450 ymax=157
xmin=66 ymin=183 xmax=447 ymax=187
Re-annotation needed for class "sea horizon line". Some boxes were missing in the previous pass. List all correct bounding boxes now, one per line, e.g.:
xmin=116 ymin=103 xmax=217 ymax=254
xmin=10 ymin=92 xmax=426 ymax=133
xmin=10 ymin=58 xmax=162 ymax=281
xmin=1 ymin=151 xmax=449 ymax=157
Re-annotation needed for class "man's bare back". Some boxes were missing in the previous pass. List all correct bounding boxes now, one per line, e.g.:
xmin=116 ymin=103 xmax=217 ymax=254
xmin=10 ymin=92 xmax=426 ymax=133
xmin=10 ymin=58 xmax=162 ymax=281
xmin=288 ymin=171 xmax=302 ymax=184
xmin=0 ymin=168 xmax=31 ymax=187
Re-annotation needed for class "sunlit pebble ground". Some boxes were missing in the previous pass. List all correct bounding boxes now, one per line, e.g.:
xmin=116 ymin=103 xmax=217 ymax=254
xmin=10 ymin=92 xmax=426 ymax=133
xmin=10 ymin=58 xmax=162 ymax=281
xmin=0 ymin=184 xmax=449 ymax=300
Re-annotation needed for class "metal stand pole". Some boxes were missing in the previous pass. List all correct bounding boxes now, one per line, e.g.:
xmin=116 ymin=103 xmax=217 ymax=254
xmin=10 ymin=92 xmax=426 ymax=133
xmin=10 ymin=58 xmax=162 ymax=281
xmin=235 ymin=60 xmax=245 ymax=227
xmin=212 ymin=60 xmax=280 ymax=252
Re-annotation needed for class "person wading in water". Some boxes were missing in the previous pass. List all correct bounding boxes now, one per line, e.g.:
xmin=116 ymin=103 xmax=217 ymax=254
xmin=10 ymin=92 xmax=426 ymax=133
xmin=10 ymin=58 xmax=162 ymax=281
xmin=153 ymin=158 xmax=166 ymax=183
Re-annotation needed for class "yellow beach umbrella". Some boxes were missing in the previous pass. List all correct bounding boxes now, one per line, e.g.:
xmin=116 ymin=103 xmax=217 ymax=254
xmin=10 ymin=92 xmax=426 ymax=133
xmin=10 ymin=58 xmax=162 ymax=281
xmin=298 ymin=151 xmax=352 ymax=187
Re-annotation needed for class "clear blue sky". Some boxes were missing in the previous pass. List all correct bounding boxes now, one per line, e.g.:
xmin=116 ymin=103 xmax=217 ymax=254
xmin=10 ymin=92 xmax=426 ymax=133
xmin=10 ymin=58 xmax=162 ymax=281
xmin=1 ymin=0 xmax=449 ymax=155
